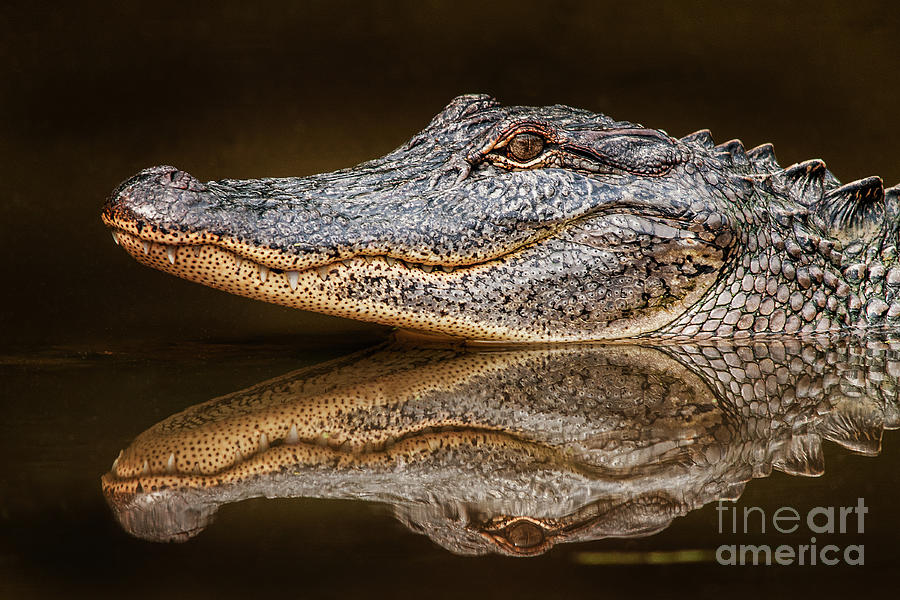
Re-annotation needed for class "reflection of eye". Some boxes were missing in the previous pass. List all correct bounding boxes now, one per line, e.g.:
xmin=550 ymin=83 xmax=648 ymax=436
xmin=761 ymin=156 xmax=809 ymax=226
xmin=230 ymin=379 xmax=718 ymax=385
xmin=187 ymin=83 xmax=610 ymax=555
xmin=507 ymin=132 xmax=545 ymax=162
xmin=504 ymin=520 xmax=545 ymax=548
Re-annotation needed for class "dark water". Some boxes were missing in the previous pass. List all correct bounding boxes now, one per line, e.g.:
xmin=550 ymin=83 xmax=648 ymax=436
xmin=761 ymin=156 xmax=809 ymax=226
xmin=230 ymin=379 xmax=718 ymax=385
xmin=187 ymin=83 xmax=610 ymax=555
xmin=3 ymin=1 xmax=900 ymax=597
xmin=3 ymin=336 xmax=900 ymax=597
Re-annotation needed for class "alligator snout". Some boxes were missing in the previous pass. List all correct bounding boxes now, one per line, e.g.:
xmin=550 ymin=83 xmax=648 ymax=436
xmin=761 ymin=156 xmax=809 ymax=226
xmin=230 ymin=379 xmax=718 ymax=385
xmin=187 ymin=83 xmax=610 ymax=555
xmin=109 ymin=165 xmax=202 ymax=201
xmin=104 ymin=166 xmax=211 ymax=234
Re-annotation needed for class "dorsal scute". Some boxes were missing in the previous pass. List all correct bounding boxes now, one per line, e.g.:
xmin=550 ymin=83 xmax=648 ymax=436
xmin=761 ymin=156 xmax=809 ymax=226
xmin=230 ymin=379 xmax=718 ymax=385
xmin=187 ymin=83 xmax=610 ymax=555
xmin=817 ymin=398 xmax=884 ymax=456
xmin=680 ymin=129 xmax=715 ymax=149
xmin=814 ymin=176 xmax=885 ymax=243
xmin=886 ymin=185 xmax=900 ymax=235
xmin=885 ymin=184 xmax=900 ymax=213
xmin=780 ymin=159 xmax=829 ymax=206
xmin=714 ymin=139 xmax=748 ymax=166
xmin=746 ymin=143 xmax=781 ymax=174
xmin=773 ymin=433 xmax=824 ymax=477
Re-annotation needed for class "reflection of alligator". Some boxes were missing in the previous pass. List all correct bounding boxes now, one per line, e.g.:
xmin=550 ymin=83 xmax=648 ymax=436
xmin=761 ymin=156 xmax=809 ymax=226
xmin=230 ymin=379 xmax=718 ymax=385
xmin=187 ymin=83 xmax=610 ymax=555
xmin=102 ymin=335 xmax=899 ymax=555
xmin=102 ymin=95 xmax=900 ymax=342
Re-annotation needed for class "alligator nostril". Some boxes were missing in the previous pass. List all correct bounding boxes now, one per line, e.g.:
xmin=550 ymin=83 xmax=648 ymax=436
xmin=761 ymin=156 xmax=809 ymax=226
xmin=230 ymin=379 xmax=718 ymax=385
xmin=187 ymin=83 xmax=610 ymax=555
xmin=158 ymin=169 xmax=206 ymax=192
xmin=158 ymin=168 xmax=183 ymax=185
xmin=159 ymin=170 xmax=179 ymax=185
xmin=103 ymin=164 xmax=210 ymax=226
xmin=136 ymin=165 xmax=180 ymax=179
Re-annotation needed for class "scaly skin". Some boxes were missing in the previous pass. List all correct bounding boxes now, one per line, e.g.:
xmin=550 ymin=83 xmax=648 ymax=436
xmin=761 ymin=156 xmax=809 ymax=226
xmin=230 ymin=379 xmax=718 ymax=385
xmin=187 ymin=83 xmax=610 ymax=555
xmin=102 ymin=94 xmax=900 ymax=341
xmin=101 ymin=335 xmax=900 ymax=555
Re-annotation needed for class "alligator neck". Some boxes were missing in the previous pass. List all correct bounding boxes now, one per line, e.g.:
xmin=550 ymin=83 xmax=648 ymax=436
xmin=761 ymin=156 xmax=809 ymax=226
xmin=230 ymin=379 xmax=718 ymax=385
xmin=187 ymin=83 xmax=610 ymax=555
xmin=659 ymin=176 xmax=900 ymax=340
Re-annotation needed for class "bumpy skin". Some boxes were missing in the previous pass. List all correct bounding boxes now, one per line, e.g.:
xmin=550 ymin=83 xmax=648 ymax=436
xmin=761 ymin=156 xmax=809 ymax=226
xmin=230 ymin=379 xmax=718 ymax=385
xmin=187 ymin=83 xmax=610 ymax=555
xmin=102 ymin=94 xmax=900 ymax=341
xmin=101 ymin=335 xmax=900 ymax=555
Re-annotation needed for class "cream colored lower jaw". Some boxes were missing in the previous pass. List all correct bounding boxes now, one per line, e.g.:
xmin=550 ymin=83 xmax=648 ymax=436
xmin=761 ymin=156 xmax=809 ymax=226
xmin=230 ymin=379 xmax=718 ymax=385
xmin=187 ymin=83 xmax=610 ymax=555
xmin=110 ymin=229 xmax=547 ymax=341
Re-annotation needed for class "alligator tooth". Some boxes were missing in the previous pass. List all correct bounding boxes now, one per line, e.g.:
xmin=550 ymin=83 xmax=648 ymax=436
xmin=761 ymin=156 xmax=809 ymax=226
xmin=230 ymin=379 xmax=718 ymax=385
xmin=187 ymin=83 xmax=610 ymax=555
xmin=111 ymin=232 xmax=120 ymax=246
xmin=420 ymin=264 xmax=434 ymax=273
xmin=165 ymin=453 xmax=176 ymax=473
xmin=141 ymin=459 xmax=149 ymax=475
xmin=234 ymin=256 xmax=243 ymax=272
xmin=258 ymin=265 xmax=269 ymax=282
xmin=285 ymin=270 xmax=300 ymax=290
xmin=191 ymin=246 xmax=202 ymax=258
xmin=384 ymin=256 xmax=397 ymax=267
xmin=441 ymin=265 xmax=455 ymax=273
xmin=166 ymin=245 xmax=177 ymax=265
xmin=285 ymin=423 xmax=299 ymax=445
xmin=316 ymin=266 xmax=330 ymax=281
xmin=363 ymin=255 xmax=376 ymax=264
xmin=192 ymin=463 xmax=202 ymax=475
xmin=141 ymin=241 xmax=151 ymax=255
xmin=342 ymin=259 xmax=353 ymax=267
xmin=258 ymin=433 xmax=269 ymax=452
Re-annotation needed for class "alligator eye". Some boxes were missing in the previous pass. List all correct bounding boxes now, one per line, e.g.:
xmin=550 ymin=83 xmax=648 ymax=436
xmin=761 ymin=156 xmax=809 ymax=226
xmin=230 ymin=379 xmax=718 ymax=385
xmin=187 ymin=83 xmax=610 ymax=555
xmin=504 ymin=520 xmax=545 ymax=548
xmin=507 ymin=132 xmax=545 ymax=162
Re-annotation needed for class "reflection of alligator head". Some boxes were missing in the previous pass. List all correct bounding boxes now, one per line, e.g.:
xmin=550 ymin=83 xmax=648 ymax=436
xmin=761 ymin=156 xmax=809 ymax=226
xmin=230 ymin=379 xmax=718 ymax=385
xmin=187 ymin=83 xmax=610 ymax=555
xmin=102 ymin=94 xmax=900 ymax=342
xmin=101 ymin=336 xmax=899 ymax=555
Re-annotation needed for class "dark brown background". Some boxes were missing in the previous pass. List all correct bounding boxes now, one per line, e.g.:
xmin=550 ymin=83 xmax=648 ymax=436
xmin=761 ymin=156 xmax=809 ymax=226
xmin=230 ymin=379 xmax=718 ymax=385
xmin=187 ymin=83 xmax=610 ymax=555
xmin=2 ymin=2 xmax=900 ymax=598
xmin=2 ymin=0 xmax=899 ymax=350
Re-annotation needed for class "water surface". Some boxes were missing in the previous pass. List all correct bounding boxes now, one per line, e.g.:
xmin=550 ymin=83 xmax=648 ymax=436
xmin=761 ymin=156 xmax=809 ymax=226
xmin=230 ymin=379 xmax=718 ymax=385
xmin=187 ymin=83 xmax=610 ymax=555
xmin=3 ymin=334 xmax=899 ymax=597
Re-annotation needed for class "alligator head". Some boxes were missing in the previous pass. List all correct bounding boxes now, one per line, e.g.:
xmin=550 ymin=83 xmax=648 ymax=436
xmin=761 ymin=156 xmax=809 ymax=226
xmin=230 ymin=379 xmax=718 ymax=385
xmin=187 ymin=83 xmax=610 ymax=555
xmin=102 ymin=94 xmax=900 ymax=341
xmin=101 ymin=335 xmax=899 ymax=554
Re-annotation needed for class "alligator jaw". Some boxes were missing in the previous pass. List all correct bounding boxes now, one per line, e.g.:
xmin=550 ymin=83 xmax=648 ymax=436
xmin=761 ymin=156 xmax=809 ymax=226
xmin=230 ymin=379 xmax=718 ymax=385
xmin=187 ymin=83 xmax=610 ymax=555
xmin=102 ymin=217 xmax=543 ymax=341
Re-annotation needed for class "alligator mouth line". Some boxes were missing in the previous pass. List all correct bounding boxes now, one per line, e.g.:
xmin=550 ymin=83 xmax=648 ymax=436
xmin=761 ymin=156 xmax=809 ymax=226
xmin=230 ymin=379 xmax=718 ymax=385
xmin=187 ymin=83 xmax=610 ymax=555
xmin=104 ymin=202 xmax=708 ymax=284
xmin=109 ymin=227 xmax=473 ymax=281
xmin=101 ymin=200 xmax=534 ymax=276
xmin=105 ymin=222 xmax=537 ymax=338
xmin=101 ymin=425 xmax=571 ymax=497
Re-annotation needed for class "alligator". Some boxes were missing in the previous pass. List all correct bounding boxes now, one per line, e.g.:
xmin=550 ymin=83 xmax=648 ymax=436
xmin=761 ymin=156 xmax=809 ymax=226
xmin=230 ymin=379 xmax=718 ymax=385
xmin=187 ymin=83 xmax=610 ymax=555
xmin=101 ymin=334 xmax=899 ymax=555
xmin=102 ymin=94 xmax=900 ymax=342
